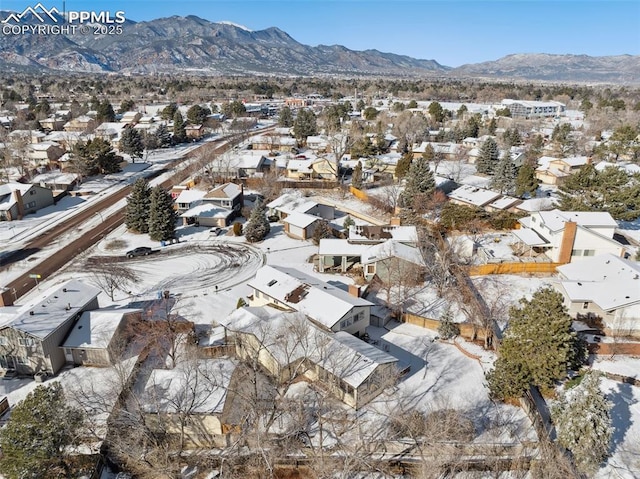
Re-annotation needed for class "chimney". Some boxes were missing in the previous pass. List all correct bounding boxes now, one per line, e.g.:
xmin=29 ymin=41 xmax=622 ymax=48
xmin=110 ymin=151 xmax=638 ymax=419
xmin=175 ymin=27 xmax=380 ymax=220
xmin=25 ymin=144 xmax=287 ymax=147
xmin=390 ymin=217 xmax=401 ymax=226
xmin=348 ymin=284 xmax=360 ymax=298
xmin=12 ymin=190 xmax=25 ymax=220
xmin=557 ymin=221 xmax=578 ymax=264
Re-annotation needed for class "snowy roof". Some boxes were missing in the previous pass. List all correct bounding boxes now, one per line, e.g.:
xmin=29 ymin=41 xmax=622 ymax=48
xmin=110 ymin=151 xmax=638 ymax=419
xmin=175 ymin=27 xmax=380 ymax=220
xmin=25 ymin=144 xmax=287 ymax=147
xmin=6 ymin=280 xmax=101 ymax=340
xmin=248 ymin=266 xmax=372 ymax=329
xmin=267 ymin=193 xmax=318 ymax=215
xmin=204 ymin=182 xmax=242 ymax=200
xmin=531 ymin=209 xmax=618 ymax=232
xmin=557 ymin=255 xmax=640 ymax=311
xmin=556 ymin=156 xmax=589 ymax=167
xmin=228 ymin=153 xmax=268 ymax=169
xmin=515 ymin=197 xmax=556 ymax=213
xmin=180 ymin=202 xmax=233 ymax=219
xmin=31 ymin=171 xmax=78 ymax=185
xmin=283 ymin=212 xmax=319 ymax=229
xmin=595 ymin=161 xmax=640 ymax=175
xmin=502 ymin=99 xmax=565 ymax=108
xmin=318 ymin=239 xmax=369 ymax=256
xmin=286 ymin=158 xmax=314 ymax=172
xmin=348 ymin=225 xmax=418 ymax=244
xmin=29 ymin=141 xmax=60 ymax=151
xmin=512 ymin=228 xmax=550 ymax=247
xmin=175 ymin=189 xmax=206 ymax=204
xmin=142 ymin=358 xmax=237 ymax=415
xmin=63 ymin=308 xmax=140 ymax=349
xmin=361 ymin=240 xmax=426 ymax=267
xmin=557 ymin=254 xmax=640 ymax=282
xmin=487 ymin=196 xmax=522 ymax=210
xmin=459 ymin=175 xmax=492 ymax=188
xmin=448 ymin=185 xmax=502 ymax=207
xmin=222 ymin=307 xmax=396 ymax=388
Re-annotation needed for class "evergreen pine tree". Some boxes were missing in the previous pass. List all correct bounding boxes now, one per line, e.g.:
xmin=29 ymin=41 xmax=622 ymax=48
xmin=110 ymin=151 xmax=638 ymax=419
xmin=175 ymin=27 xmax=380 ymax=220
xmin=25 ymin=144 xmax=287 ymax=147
xmin=515 ymin=162 xmax=540 ymax=198
xmin=437 ymin=309 xmax=460 ymax=339
xmin=552 ymin=372 xmax=613 ymax=474
xmin=487 ymin=117 xmax=497 ymax=135
xmin=278 ymin=106 xmax=293 ymax=127
xmin=119 ymin=126 xmax=144 ymax=162
xmin=486 ymin=287 xmax=582 ymax=400
xmin=148 ymin=186 xmax=178 ymax=242
xmin=155 ymin=123 xmax=172 ymax=148
xmin=352 ymin=161 xmax=364 ymax=189
xmin=72 ymin=138 xmax=121 ymax=176
xmin=126 ymin=178 xmax=151 ymax=233
xmin=491 ymin=153 xmax=517 ymax=194
xmin=172 ymin=111 xmax=187 ymax=144
xmin=244 ymin=199 xmax=271 ymax=243
xmin=96 ymin=100 xmax=115 ymax=122
xmin=400 ymin=156 xmax=436 ymax=209
xmin=161 ymin=103 xmax=178 ymax=120
xmin=476 ymin=137 xmax=499 ymax=175
xmin=0 ymin=383 xmax=84 ymax=479
xmin=395 ymin=152 xmax=413 ymax=179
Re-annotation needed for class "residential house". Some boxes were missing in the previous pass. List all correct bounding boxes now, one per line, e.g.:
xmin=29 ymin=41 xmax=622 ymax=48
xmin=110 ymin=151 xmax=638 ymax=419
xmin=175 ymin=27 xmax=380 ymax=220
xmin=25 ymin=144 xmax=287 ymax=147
xmin=0 ymin=182 xmax=54 ymax=221
xmin=62 ymin=309 xmax=141 ymax=366
xmin=282 ymin=212 xmax=320 ymax=240
xmin=209 ymin=152 xmax=269 ymax=178
xmin=0 ymin=280 xmax=101 ymax=375
xmin=39 ymin=117 xmax=66 ymax=132
xmin=64 ymin=115 xmax=97 ymax=133
xmin=305 ymin=135 xmax=329 ymax=152
xmin=248 ymin=265 xmax=372 ymax=336
xmin=348 ymin=225 xmax=418 ymax=246
xmin=250 ymin=134 xmax=296 ymax=153
xmin=555 ymin=254 xmax=640 ymax=337
xmin=180 ymin=183 xmax=243 ymax=227
xmin=30 ymin=171 xmax=79 ymax=192
xmin=285 ymin=157 xmax=314 ymax=180
xmin=311 ymin=156 xmax=339 ymax=180
xmin=222 ymin=307 xmax=399 ymax=409
xmin=267 ymin=193 xmax=334 ymax=221
xmin=536 ymin=156 xmax=590 ymax=186
xmin=28 ymin=141 xmax=65 ymax=166
xmin=9 ymin=129 xmax=45 ymax=144
xmin=360 ymin=240 xmax=426 ymax=282
xmin=94 ymin=122 xmax=126 ymax=144
xmin=141 ymin=358 xmax=243 ymax=447
xmin=119 ymin=111 xmax=142 ymax=124
xmin=513 ymin=209 xmax=626 ymax=263
xmin=185 ymin=124 xmax=205 ymax=140
xmin=448 ymin=185 xmax=503 ymax=209
xmin=175 ymin=189 xmax=206 ymax=214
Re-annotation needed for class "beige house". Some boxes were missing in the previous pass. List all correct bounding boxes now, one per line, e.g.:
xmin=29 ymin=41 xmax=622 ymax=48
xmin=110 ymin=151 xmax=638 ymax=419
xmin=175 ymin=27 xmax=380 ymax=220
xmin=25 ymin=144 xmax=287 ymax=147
xmin=222 ymin=307 xmax=399 ymax=409
xmin=64 ymin=115 xmax=97 ymax=133
xmin=61 ymin=309 xmax=141 ymax=366
xmin=0 ymin=280 xmax=101 ymax=375
xmin=535 ymin=156 xmax=590 ymax=186
xmin=141 ymin=358 xmax=244 ymax=447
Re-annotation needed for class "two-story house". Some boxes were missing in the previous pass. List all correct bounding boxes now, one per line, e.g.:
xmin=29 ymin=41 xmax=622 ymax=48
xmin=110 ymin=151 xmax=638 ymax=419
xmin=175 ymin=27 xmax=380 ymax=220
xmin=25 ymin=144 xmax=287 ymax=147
xmin=179 ymin=183 xmax=243 ymax=228
xmin=248 ymin=265 xmax=372 ymax=336
xmin=0 ymin=280 xmax=101 ymax=375
xmin=513 ymin=209 xmax=626 ymax=264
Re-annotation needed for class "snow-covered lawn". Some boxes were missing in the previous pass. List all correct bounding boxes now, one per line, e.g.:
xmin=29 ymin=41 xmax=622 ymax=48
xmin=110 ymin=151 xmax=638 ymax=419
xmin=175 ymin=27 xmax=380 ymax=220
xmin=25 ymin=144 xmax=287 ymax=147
xmin=363 ymin=322 xmax=536 ymax=444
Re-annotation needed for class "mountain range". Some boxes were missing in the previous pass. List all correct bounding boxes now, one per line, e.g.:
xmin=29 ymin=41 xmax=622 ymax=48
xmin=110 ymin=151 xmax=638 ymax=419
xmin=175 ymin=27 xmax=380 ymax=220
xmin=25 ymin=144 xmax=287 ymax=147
xmin=0 ymin=12 xmax=638 ymax=83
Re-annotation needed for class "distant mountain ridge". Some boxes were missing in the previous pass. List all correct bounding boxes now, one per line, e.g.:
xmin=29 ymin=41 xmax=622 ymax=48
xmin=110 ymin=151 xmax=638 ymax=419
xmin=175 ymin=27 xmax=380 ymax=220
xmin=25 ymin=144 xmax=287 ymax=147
xmin=0 ymin=13 xmax=638 ymax=83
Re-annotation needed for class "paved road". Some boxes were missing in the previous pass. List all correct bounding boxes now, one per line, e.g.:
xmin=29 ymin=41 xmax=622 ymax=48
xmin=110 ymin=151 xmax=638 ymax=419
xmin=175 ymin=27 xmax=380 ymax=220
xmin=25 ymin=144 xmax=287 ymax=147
xmin=0 ymin=130 xmax=265 ymax=306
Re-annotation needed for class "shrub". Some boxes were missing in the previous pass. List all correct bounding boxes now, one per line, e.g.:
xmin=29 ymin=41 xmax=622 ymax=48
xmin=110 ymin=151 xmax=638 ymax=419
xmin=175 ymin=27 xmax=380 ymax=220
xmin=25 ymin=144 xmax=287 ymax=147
xmin=232 ymin=222 xmax=243 ymax=236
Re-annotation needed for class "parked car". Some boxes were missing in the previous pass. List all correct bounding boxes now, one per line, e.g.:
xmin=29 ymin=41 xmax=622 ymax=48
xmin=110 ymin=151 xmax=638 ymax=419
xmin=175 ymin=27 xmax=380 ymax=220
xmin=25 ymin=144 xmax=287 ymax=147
xmin=125 ymin=247 xmax=152 ymax=258
xmin=211 ymin=227 xmax=226 ymax=236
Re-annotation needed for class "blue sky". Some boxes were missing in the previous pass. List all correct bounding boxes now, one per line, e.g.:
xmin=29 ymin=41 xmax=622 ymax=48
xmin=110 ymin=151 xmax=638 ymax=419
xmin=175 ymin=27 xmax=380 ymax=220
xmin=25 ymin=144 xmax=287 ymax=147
xmin=2 ymin=0 xmax=639 ymax=66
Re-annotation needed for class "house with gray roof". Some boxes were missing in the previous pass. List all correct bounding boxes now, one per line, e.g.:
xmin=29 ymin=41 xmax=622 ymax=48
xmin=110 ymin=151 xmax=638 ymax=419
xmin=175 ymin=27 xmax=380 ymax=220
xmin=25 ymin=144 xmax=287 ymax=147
xmin=0 ymin=280 xmax=101 ymax=375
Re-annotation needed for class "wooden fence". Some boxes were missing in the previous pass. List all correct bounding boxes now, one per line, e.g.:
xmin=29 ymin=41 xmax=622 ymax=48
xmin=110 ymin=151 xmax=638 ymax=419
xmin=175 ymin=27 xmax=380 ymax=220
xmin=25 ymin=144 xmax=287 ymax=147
xmin=402 ymin=312 xmax=489 ymax=342
xmin=349 ymin=185 xmax=369 ymax=201
xmin=468 ymin=262 xmax=562 ymax=276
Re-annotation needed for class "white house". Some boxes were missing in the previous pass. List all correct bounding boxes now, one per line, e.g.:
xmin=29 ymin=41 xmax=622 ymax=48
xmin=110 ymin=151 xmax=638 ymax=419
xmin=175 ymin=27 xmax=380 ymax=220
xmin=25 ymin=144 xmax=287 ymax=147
xmin=514 ymin=209 xmax=626 ymax=263
xmin=248 ymin=265 xmax=372 ymax=336
xmin=556 ymin=254 xmax=640 ymax=336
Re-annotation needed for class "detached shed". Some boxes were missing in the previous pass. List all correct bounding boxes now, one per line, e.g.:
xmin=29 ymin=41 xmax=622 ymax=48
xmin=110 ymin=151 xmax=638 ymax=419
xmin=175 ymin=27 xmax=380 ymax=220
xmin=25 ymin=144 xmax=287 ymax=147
xmin=62 ymin=309 xmax=140 ymax=366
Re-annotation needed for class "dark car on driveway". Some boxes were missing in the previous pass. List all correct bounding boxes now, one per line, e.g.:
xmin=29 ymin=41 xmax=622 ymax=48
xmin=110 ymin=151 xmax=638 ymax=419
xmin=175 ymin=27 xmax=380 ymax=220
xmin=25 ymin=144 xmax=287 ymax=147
xmin=125 ymin=247 xmax=152 ymax=258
